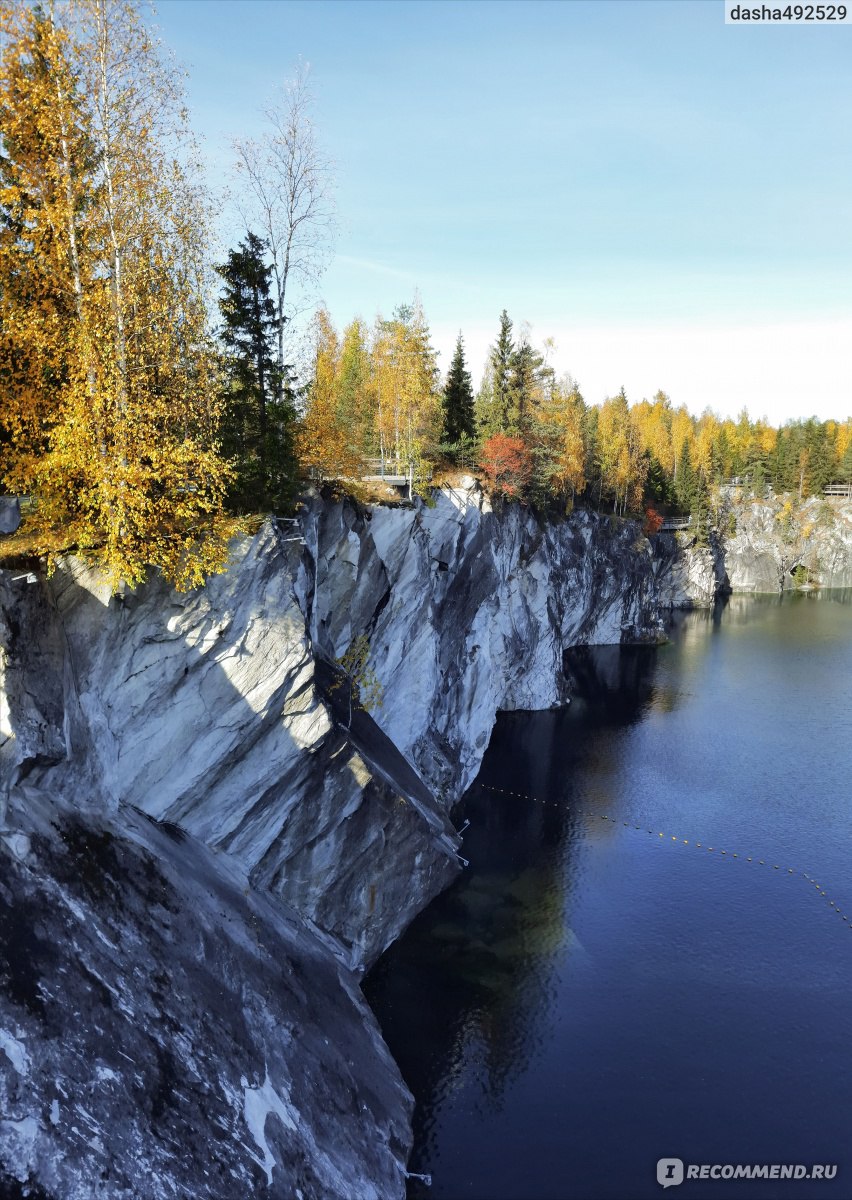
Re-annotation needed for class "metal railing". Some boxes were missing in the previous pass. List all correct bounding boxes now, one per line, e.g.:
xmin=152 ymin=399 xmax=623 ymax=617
xmin=361 ymin=458 xmax=433 ymax=491
xmin=362 ymin=457 xmax=410 ymax=484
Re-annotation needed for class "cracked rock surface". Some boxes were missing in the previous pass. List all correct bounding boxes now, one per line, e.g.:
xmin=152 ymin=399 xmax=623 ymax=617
xmin=0 ymin=523 xmax=458 ymax=972
xmin=301 ymin=482 xmax=668 ymax=797
xmin=0 ymin=797 xmax=411 ymax=1199
xmin=2 ymin=486 xmax=849 ymax=1198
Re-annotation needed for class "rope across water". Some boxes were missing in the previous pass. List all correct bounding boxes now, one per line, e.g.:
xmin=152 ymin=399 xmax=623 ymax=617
xmin=478 ymin=783 xmax=852 ymax=932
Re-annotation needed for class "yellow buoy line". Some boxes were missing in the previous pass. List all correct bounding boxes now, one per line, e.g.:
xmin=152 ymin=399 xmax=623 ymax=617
xmin=479 ymin=783 xmax=852 ymax=933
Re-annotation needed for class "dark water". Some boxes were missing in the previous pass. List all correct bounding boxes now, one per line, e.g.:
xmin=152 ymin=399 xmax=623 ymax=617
xmin=365 ymin=592 xmax=852 ymax=1200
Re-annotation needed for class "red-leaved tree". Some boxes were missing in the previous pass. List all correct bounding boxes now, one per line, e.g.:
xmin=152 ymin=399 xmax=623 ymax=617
xmin=643 ymin=505 xmax=664 ymax=535
xmin=480 ymin=434 xmax=533 ymax=498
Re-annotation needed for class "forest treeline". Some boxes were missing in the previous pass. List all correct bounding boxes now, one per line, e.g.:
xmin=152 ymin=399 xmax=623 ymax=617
xmin=300 ymin=303 xmax=852 ymax=525
xmin=1 ymin=2 xmax=850 ymax=590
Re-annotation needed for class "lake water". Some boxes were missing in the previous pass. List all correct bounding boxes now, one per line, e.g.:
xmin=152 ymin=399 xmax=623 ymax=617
xmin=365 ymin=592 xmax=852 ymax=1200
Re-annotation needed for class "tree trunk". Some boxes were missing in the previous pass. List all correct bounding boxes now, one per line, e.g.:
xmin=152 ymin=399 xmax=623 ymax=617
xmin=52 ymin=29 xmax=97 ymax=401
xmin=253 ymin=282 xmax=267 ymax=479
xmin=96 ymin=2 xmax=128 ymax=408
xmin=94 ymin=0 xmax=130 ymax=547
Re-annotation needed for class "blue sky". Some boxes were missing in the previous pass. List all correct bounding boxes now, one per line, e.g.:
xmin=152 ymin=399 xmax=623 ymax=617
xmin=155 ymin=0 xmax=852 ymax=421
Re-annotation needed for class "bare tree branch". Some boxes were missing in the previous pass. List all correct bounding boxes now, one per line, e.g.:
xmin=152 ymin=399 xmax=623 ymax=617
xmin=232 ymin=61 xmax=336 ymax=396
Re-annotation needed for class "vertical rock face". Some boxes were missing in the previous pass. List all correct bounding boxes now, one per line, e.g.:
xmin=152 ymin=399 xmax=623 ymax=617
xmin=301 ymin=482 xmax=667 ymax=798
xmin=651 ymin=534 xmax=726 ymax=609
xmin=651 ymin=493 xmax=852 ymax=599
xmin=722 ymin=495 xmax=852 ymax=592
xmin=0 ymin=521 xmax=459 ymax=971
xmin=1 ymin=519 xmax=461 ymax=1199
xmin=0 ymin=798 xmax=412 ymax=1200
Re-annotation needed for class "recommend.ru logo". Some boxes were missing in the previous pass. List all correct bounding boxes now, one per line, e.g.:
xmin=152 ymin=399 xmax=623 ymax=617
xmin=658 ymin=1159 xmax=685 ymax=1188
xmin=657 ymin=1158 xmax=838 ymax=1187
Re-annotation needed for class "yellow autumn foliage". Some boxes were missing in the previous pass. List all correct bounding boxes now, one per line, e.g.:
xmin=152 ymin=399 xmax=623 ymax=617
xmin=297 ymin=307 xmax=365 ymax=481
xmin=0 ymin=0 xmax=231 ymax=591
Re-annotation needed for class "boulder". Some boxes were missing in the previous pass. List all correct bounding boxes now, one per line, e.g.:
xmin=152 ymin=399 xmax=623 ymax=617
xmin=0 ymin=497 xmax=21 ymax=535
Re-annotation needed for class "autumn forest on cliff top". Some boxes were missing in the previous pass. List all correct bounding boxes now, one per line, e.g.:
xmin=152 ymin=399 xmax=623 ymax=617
xmin=1 ymin=1 xmax=850 ymax=591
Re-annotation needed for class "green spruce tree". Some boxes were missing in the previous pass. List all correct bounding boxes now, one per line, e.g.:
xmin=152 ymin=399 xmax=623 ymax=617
xmin=507 ymin=335 xmax=543 ymax=436
xmin=476 ymin=309 xmax=514 ymax=436
xmin=442 ymin=332 xmax=476 ymax=446
xmin=217 ymin=232 xmax=298 ymax=510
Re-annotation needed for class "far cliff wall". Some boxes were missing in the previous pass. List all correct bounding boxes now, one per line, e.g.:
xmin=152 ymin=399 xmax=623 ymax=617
xmin=300 ymin=482 xmax=667 ymax=800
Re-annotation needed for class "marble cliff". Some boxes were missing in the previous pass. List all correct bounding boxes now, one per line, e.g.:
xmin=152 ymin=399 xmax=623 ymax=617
xmin=1 ymin=479 xmax=849 ymax=1197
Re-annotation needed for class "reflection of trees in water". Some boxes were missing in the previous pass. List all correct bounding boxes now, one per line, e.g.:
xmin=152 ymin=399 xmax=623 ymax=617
xmin=723 ymin=588 xmax=852 ymax=623
xmin=365 ymin=775 xmax=575 ymax=1139
xmin=679 ymin=591 xmax=852 ymax=664
xmin=435 ymin=797 xmax=570 ymax=1112
xmin=717 ymin=593 xmax=783 ymax=627
xmin=366 ymin=664 xmax=665 ymax=1151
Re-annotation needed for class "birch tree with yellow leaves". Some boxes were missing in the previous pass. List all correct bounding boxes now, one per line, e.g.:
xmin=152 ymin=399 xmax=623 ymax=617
xmin=370 ymin=301 xmax=441 ymax=478
xmin=531 ymin=377 xmax=586 ymax=506
xmin=0 ymin=0 xmax=231 ymax=590
xmin=297 ymin=307 xmax=364 ymax=480
xmin=596 ymin=390 xmax=647 ymax=515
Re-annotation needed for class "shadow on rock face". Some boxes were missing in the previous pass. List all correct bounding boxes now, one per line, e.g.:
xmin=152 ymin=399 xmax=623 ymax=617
xmin=0 ymin=886 xmax=58 ymax=1029
xmin=0 ymin=523 xmax=459 ymax=975
xmin=0 ymin=799 xmax=411 ymax=1199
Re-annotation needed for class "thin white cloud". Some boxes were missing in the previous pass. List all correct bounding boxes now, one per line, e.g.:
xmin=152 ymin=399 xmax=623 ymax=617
xmin=335 ymin=254 xmax=421 ymax=285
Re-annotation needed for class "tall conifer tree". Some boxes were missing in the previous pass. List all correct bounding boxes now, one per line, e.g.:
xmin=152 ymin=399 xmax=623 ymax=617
xmin=217 ymin=232 xmax=297 ymax=510
xmin=507 ymin=336 xmax=543 ymax=436
xmin=491 ymin=310 xmax=514 ymax=431
xmin=442 ymin=332 xmax=475 ymax=443
xmin=475 ymin=310 xmax=514 ymax=437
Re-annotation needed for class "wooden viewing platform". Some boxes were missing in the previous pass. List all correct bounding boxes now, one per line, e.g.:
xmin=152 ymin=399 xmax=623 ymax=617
xmin=823 ymin=484 xmax=852 ymax=500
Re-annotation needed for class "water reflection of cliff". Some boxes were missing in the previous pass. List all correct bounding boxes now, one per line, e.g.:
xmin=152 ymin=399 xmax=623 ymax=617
xmin=365 ymin=648 xmax=661 ymax=1188
xmin=365 ymin=716 xmax=578 ymax=1133
xmin=563 ymin=644 xmax=658 ymax=726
